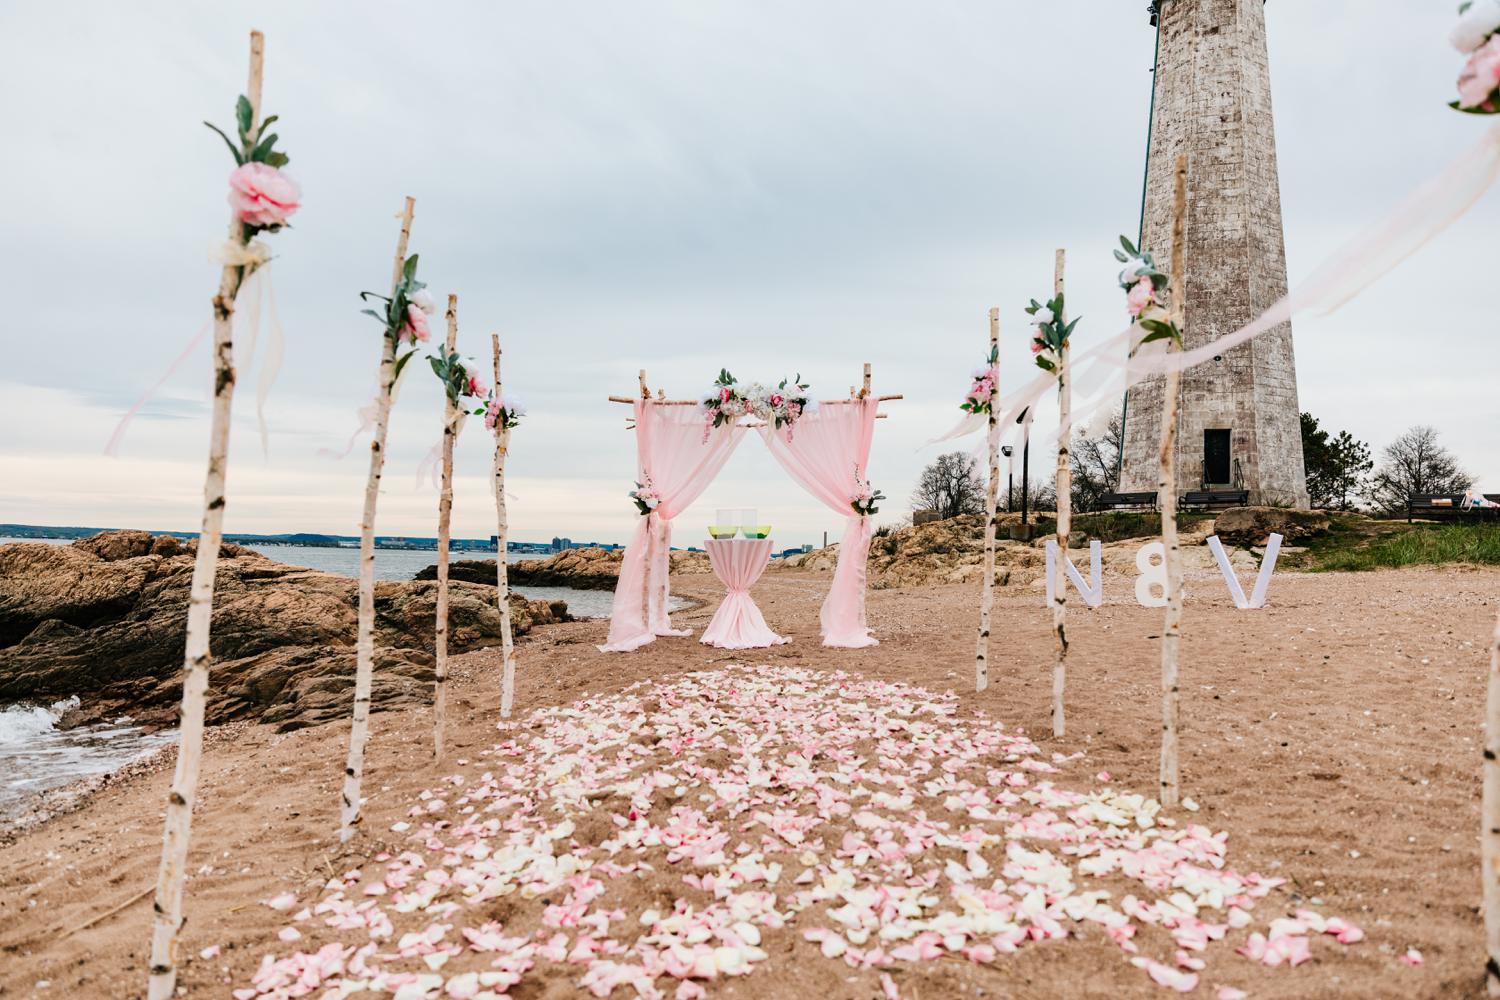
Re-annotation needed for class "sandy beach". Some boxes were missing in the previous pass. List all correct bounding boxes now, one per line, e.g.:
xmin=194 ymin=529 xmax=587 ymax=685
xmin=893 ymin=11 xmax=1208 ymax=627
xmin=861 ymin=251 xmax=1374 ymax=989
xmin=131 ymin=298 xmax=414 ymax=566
xmin=2 ymin=564 xmax=1495 ymax=998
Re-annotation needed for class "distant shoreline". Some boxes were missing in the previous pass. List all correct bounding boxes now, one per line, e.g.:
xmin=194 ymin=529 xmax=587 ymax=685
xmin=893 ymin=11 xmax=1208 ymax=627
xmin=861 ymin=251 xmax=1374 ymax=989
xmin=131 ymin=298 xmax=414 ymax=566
xmin=0 ymin=523 xmax=619 ymax=556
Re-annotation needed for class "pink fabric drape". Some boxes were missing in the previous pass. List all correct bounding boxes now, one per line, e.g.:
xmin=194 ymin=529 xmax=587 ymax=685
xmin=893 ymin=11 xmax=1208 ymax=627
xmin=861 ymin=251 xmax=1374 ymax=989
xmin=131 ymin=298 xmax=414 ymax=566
xmin=600 ymin=401 xmax=744 ymax=652
xmin=700 ymin=538 xmax=788 ymax=649
xmin=760 ymin=399 xmax=879 ymax=648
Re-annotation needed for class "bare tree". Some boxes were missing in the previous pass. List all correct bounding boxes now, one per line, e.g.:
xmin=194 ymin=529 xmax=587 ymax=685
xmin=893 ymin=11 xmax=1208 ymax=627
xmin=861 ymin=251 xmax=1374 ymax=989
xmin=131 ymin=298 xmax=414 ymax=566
xmin=1070 ymin=408 xmax=1124 ymax=513
xmin=1367 ymin=425 xmax=1472 ymax=516
xmin=912 ymin=452 xmax=986 ymax=520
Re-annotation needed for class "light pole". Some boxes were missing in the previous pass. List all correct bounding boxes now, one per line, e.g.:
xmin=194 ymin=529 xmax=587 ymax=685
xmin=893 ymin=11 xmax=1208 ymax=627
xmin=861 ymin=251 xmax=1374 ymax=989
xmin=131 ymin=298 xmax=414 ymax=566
xmin=1001 ymin=445 xmax=1014 ymax=513
xmin=1018 ymin=408 xmax=1032 ymax=532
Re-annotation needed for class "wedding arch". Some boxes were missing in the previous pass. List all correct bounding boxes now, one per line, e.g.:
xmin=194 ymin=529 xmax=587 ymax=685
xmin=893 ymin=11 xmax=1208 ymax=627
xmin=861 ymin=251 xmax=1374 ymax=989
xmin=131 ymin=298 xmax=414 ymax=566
xmin=599 ymin=365 xmax=901 ymax=653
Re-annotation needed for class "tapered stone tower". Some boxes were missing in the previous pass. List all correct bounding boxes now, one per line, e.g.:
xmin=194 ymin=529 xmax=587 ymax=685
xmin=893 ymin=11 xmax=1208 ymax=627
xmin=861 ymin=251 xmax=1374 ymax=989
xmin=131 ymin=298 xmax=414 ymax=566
xmin=1118 ymin=0 xmax=1309 ymax=508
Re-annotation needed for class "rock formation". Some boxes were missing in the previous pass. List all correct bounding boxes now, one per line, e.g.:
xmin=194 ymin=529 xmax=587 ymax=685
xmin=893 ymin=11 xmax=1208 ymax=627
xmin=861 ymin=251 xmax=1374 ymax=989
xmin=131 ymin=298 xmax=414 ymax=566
xmin=0 ymin=532 xmax=566 ymax=732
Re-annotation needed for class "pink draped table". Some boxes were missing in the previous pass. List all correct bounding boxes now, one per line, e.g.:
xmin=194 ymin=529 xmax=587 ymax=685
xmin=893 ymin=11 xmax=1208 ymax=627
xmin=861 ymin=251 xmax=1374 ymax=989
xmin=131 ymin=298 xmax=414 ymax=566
xmin=700 ymin=538 xmax=789 ymax=649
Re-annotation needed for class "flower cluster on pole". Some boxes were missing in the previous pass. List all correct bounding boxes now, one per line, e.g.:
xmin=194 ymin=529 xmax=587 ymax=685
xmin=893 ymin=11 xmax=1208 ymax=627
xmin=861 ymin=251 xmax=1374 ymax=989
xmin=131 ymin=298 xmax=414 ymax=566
xmin=208 ymin=96 xmax=300 ymax=239
xmin=1025 ymin=296 xmax=1079 ymax=375
xmin=1114 ymin=236 xmax=1182 ymax=348
xmin=1452 ymin=0 xmax=1500 ymax=112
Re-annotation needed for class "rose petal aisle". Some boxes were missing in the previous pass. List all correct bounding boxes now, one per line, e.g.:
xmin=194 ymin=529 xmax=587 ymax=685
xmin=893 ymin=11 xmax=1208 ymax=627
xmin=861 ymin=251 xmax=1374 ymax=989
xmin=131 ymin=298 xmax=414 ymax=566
xmin=234 ymin=666 xmax=1363 ymax=1000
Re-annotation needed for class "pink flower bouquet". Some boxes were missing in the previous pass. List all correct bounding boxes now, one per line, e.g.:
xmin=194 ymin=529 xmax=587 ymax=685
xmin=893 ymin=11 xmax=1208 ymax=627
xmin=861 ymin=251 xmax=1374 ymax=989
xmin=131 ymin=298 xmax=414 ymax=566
xmin=629 ymin=480 xmax=662 ymax=516
xmin=961 ymin=354 xmax=999 ymax=415
xmin=1453 ymin=1 xmax=1500 ymax=112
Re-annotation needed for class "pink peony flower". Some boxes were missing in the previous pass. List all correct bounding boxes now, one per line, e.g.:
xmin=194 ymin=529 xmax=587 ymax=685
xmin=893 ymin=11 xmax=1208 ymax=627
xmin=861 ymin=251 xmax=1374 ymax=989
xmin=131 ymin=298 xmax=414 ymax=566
xmin=1458 ymin=36 xmax=1500 ymax=108
xmin=1127 ymin=276 xmax=1155 ymax=317
xmin=228 ymin=162 xmax=300 ymax=228
xmin=466 ymin=373 xmax=489 ymax=398
xmin=1030 ymin=340 xmax=1044 ymax=355
xmin=719 ymin=386 xmax=733 ymax=403
xmin=401 ymin=303 xmax=430 ymax=344
xmin=769 ymin=393 xmax=785 ymax=408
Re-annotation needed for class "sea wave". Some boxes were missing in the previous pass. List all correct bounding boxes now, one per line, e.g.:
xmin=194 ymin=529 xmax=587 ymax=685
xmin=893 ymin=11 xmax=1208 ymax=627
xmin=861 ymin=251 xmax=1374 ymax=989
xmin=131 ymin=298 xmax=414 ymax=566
xmin=0 ymin=696 xmax=81 ymax=745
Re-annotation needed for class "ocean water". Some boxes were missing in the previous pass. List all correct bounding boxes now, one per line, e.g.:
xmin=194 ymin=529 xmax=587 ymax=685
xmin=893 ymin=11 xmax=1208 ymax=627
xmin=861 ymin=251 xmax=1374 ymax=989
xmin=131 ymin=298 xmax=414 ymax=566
xmin=0 ymin=697 xmax=177 ymax=819
xmin=0 ymin=536 xmax=621 ymax=619
xmin=239 ymin=544 xmax=624 ymax=619
xmin=0 ymin=535 xmax=628 ymax=822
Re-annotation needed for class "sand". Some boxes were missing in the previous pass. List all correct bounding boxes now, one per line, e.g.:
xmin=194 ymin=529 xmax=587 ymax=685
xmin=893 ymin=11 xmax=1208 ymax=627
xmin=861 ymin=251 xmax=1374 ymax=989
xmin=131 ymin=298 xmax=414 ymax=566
xmin=0 ymin=564 xmax=1496 ymax=998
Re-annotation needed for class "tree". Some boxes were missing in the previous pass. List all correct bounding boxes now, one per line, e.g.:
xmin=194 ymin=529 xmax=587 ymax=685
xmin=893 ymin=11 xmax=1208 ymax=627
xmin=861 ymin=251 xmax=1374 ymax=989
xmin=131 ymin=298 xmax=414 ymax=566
xmin=912 ymin=452 xmax=986 ymax=520
xmin=1301 ymin=412 xmax=1373 ymax=511
xmin=1366 ymin=425 xmax=1473 ymax=516
xmin=1070 ymin=408 xmax=1124 ymax=513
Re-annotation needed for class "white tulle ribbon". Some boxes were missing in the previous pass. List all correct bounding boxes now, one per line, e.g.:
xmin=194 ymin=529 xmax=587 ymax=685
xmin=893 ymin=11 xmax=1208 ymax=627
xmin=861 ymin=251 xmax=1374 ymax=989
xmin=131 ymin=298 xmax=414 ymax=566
xmin=415 ymin=411 xmax=470 ymax=489
xmin=105 ymin=243 xmax=283 ymax=457
xmin=318 ymin=354 xmax=415 ymax=460
xmin=934 ymin=121 xmax=1500 ymax=455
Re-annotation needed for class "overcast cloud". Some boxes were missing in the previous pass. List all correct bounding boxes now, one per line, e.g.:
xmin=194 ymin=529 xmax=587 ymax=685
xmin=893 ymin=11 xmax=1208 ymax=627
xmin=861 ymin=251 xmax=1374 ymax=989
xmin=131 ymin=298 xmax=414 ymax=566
xmin=0 ymin=1 xmax=1494 ymax=547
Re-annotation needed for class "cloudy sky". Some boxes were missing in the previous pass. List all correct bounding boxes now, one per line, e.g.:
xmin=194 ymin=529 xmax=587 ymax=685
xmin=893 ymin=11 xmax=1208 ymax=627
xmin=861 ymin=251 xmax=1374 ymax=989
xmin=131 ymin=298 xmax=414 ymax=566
xmin=0 ymin=1 xmax=1494 ymax=548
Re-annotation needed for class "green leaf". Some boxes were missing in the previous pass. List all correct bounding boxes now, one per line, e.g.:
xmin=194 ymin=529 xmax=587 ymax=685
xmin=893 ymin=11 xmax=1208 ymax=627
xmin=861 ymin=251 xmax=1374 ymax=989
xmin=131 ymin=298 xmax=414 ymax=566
xmin=204 ymin=122 xmax=244 ymax=165
xmin=403 ymin=254 xmax=420 ymax=282
xmin=1034 ymin=357 xmax=1057 ymax=373
xmin=258 ymin=114 xmax=279 ymax=136
xmin=263 ymin=151 xmax=290 ymax=167
xmin=1113 ymin=249 xmax=1129 ymax=263
xmin=394 ymin=349 xmax=416 ymax=381
xmin=235 ymin=95 xmax=253 ymax=140
xmin=1119 ymin=235 xmax=1138 ymax=256
xmin=428 ymin=356 xmax=446 ymax=378
xmin=360 ymin=308 xmax=385 ymax=322
xmin=249 ymin=132 xmax=279 ymax=163
xmin=1449 ymin=98 xmax=1500 ymax=115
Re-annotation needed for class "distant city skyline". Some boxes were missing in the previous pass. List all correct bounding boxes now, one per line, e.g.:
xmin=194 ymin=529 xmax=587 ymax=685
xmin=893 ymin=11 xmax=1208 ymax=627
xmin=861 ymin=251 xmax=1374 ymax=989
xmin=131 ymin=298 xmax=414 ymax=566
xmin=1 ymin=2 xmax=1494 ymax=546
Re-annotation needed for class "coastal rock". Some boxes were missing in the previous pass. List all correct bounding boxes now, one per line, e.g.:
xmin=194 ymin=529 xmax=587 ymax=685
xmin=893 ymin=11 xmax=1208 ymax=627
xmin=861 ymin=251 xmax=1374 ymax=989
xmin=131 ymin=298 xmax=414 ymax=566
xmin=0 ymin=533 xmax=567 ymax=732
xmin=1212 ymin=506 xmax=1330 ymax=547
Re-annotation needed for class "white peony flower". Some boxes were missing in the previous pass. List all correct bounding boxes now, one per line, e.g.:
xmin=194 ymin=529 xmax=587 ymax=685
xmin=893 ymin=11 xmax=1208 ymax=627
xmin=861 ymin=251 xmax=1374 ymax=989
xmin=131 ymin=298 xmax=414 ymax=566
xmin=803 ymin=398 xmax=820 ymax=416
xmin=1032 ymin=307 xmax=1055 ymax=326
xmin=1119 ymin=265 xmax=1147 ymax=286
xmin=410 ymin=288 xmax=437 ymax=315
xmin=1453 ymin=0 xmax=1500 ymax=52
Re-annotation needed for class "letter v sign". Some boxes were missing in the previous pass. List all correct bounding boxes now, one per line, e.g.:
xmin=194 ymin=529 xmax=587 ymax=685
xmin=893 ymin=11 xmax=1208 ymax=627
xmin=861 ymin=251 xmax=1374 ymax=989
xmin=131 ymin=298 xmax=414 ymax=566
xmin=1205 ymin=532 xmax=1283 ymax=609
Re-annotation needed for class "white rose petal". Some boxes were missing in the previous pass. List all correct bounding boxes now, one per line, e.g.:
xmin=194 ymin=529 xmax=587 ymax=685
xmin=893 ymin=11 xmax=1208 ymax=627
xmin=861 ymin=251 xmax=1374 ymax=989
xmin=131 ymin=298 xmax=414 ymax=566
xmin=1453 ymin=0 xmax=1500 ymax=52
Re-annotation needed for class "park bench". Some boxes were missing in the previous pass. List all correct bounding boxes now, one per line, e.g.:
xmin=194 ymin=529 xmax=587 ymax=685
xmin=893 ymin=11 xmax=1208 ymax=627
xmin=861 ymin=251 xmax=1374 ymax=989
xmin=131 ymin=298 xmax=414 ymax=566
xmin=1408 ymin=494 xmax=1500 ymax=522
xmin=1096 ymin=491 xmax=1158 ymax=512
xmin=1181 ymin=489 xmax=1250 ymax=511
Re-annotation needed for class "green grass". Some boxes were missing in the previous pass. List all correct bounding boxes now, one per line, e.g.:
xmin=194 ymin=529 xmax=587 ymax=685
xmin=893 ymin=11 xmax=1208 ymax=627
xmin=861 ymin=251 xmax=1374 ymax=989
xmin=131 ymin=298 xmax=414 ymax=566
xmin=1307 ymin=521 xmax=1500 ymax=572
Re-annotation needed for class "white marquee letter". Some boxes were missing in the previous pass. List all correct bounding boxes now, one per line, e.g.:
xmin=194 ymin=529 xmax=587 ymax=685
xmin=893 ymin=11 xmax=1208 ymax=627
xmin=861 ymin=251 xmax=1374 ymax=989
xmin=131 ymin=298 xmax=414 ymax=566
xmin=1046 ymin=539 xmax=1103 ymax=608
xmin=1135 ymin=541 xmax=1168 ymax=608
xmin=1206 ymin=532 xmax=1283 ymax=609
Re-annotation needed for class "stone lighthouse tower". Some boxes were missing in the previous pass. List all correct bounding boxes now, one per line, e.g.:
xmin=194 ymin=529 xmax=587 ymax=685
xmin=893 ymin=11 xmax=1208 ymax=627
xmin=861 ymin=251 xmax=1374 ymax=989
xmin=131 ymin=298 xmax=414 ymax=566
xmin=1118 ymin=0 xmax=1310 ymax=508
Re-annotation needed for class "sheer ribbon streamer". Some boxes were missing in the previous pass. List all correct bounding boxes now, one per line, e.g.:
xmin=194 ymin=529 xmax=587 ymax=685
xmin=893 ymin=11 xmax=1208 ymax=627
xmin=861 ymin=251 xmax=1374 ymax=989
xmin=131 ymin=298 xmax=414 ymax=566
xmin=105 ymin=260 xmax=284 ymax=458
xmin=932 ymin=122 xmax=1500 ymax=455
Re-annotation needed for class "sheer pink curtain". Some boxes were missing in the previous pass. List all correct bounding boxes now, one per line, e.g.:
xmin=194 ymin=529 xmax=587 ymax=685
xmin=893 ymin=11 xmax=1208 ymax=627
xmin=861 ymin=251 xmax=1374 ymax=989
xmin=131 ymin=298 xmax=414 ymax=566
xmin=600 ymin=401 xmax=744 ymax=652
xmin=759 ymin=398 xmax=878 ymax=647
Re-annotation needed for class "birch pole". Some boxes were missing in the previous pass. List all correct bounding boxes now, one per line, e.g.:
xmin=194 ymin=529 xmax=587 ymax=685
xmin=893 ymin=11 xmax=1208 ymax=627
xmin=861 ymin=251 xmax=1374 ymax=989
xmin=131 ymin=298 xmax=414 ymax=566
xmin=492 ymin=334 xmax=517 ymax=717
xmin=1051 ymin=249 xmax=1071 ymax=739
xmin=1158 ymin=155 xmax=1189 ymax=808
xmin=340 ymin=196 xmax=415 ymax=843
xmin=147 ymin=31 xmax=263 ymax=1000
xmin=975 ymin=307 xmax=1000 ymax=693
xmin=433 ymin=295 xmax=459 ymax=760
xmin=1485 ymin=605 xmax=1500 ymax=996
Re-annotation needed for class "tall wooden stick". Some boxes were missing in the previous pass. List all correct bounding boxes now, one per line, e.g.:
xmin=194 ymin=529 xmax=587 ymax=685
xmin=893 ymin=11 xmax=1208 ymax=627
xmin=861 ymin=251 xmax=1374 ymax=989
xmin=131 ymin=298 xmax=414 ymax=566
xmin=147 ymin=30 xmax=263 ymax=1000
xmin=1158 ymin=155 xmax=1189 ymax=808
xmin=433 ymin=295 xmax=459 ymax=760
xmin=1485 ymin=605 xmax=1500 ymax=996
xmin=493 ymin=334 xmax=517 ymax=717
xmin=1051 ymin=249 xmax=1071 ymax=739
xmin=340 ymin=196 xmax=416 ymax=843
xmin=975 ymin=308 xmax=1000 ymax=693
